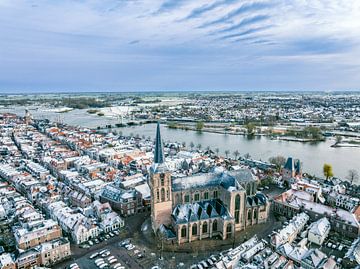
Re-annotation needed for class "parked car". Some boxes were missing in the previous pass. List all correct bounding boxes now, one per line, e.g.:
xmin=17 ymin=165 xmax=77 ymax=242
xmin=90 ymin=252 xmax=99 ymax=259
xmin=95 ymin=258 xmax=104 ymax=263
xmin=69 ymin=263 xmax=79 ymax=269
xmin=113 ymin=263 xmax=122 ymax=269
xmin=120 ymin=239 xmax=131 ymax=247
xmin=98 ymin=263 xmax=108 ymax=269
xmin=101 ymin=251 xmax=111 ymax=257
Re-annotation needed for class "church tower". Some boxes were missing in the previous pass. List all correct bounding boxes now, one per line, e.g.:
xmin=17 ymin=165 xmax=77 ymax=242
xmin=150 ymin=122 xmax=173 ymax=233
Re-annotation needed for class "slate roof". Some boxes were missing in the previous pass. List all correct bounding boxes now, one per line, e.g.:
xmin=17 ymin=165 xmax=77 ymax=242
xmin=171 ymin=169 xmax=255 ymax=192
xmin=154 ymin=122 xmax=164 ymax=164
xmin=172 ymin=199 xmax=232 ymax=224
xmin=246 ymin=193 xmax=268 ymax=207
xmin=101 ymin=184 xmax=136 ymax=202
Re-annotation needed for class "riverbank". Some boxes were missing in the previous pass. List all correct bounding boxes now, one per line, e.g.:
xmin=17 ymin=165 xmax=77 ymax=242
xmin=166 ymin=122 xmax=326 ymax=143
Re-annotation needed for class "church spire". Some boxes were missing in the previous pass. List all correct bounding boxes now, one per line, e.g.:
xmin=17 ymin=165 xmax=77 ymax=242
xmin=154 ymin=122 xmax=165 ymax=164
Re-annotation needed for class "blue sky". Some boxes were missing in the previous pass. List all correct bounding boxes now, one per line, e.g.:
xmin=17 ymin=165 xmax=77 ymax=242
xmin=1 ymin=0 xmax=360 ymax=92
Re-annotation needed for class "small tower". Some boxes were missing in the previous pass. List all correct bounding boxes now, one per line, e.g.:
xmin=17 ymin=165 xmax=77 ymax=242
xmin=150 ymin=122 xmax=173 ymax=233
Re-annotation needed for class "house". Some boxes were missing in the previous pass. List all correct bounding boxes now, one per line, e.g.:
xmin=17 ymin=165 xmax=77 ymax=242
xmin=100 ymin=184 xmax=143 ymax=216
xmin=0 ymin=253 xmax=16 ymax=269
xmin=271 ymin=213 xmax=309 ymax=249
xmin=37 ymin=238 xmax=71 ymax=267
xmin=308 ymin=217 xmax=330 ymax=246
xmin=344 ymin=237 xmax=360 ymax=268
xmin=14 ymin=219 xmax=62 ymax=250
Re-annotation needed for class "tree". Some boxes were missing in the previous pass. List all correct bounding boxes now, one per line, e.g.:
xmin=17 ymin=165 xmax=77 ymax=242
xmin=215 ymin=148 xmax=220 ymax=156
xmin=233 ymin=150 xmax=240 ymax=160
xmin=190 ymin=142 xmax=195 ymax=150
xmin=182 ymin=141 xmax=186 ymax=148
xmin=245 ymin=123 xmax=256 ymax=135
xmin=335 ymin=135 xmax=343 ymax=144
xmin=269 ymin=155 xmax=286 ymax=172
xmin=346 ymin=169 xmax=359 ymax=185
xmin=323 ymin=163 xmax=334 ymax=180
xmin=196 ymin=121 xmax=204 ymax=131
xmin=197 ymin=143 xmax=202 ymax=151
xmin=244 ymin=153 xmax=251 ymax=159
xmin=224 ymin=150 xmax=230 ymax=158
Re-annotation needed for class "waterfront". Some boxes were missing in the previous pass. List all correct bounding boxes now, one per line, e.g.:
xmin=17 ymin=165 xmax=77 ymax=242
xmin=118 ymin=123 xmax=360 ymax=181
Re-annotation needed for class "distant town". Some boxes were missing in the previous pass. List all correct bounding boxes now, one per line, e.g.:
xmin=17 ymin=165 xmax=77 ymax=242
xmin=0 ymin=102 xmax=360 ymax=269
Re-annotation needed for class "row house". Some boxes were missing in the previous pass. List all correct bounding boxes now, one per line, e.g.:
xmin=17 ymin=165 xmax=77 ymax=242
xmin=100 ymin=184 xmax=143 ymax=216
xmin=14 ymin=219 xmax=62 ymax=250
xmin=273 ymin=189 xmax=360 ymax=238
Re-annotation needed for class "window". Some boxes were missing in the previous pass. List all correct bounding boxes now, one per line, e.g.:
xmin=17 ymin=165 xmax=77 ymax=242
xmin=203 ymin=222 xmax=208 ymax=234
xmin=157 ymin=190 xmax=159 ymax=201
xmin=181 ymin=226 xmax=187 ymax=238
xmin=213 ymin=190 xmax=218 ymax=198
xmin=161 ymin=188 xmax=165 ymax=202
xmin=246 ymin=184 xmax=251 ymax=195
xmin=212 ymin=220 xmax=217 ymax=232
xmin=194 ymin=193 xmax=200 ymax=201
xmin=247 ymin=210 xmax=251 ymax=220
xmin=204 ymin=192 xmax=209 ymax=200
xmin=226 ymin=223 xmax=232 ymax=233
xmin=160 ymin=173 xmax=165 ymax=186
xmin=192 ymin=224 xmax=197 ymax=236
xmin=184 ymin=194 xmax=190 ymax=203
xmin=166 ymin=190 xmax=169 ymax=199
xmin=235 ymin=194 xmax=241 ymax=224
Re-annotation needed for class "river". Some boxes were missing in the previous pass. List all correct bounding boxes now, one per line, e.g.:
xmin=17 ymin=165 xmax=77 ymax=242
xmin=1 ymin=106 xmax=359 ymax=181
xmin=117 ymin=124 xmax=360 ymax=182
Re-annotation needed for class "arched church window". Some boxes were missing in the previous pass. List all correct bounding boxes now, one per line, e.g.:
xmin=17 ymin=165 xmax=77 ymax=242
xmin=192 ymin=223 xmax=197 ymax=235
xmin=181 ymin=226 xmax=187 ymax=238
xmin=161 ymin=188 xmax=165 ymax=202
xmin=235 ymin=194 xmax=241 ymax=224
xmin=203 ymin=222 xmax=208 ymax=234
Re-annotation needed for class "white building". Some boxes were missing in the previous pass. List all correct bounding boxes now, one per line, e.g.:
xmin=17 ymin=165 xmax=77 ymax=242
xmin=308 ymin=217 xmax=330 ymax=246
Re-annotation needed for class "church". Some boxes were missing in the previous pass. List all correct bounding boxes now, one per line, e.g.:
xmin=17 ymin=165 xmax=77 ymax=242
xmin=150 ymin=123 xmax=270 ymax=244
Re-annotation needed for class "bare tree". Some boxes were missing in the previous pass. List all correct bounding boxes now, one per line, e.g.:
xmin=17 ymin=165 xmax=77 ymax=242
xmin=215 ymin=148 xmax=220 ymax=156
xmin=347 ymin=169 xmax=359 ymax=185
xmin=233 ymin=150 xmax=240 ymax=160
xmin=190 ymin=142 xmax=195 ymax=151
xmin=225 ymin=150 xmax=230 ymax=158
xmin=269 ymin=155 xmax=286 ymax=172
xmin=244 ymin=153 xmax=251 ymax=159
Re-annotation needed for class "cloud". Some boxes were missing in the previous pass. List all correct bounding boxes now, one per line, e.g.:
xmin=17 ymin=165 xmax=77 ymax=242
xmin=182 ymin=0 xmax=237 ymax=20
xmin=218 ymin=25 xmax=273 ymax=40
xmin=1 ymin=0 xmax=360 ymax=92
xmin=199 ymin=1 xmax=274 ymax=28
xmin=212 ymin=14 xmax=270 ymax=34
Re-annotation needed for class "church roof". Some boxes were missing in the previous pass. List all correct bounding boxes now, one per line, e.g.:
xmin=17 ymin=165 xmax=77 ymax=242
xmin=171 ymin=169 xmax=255 ymax=192
xmin=246 ymin=193 xmax=268 ymax=207
xmin=154 ymin=122 xmax=164 ymax=164
xmin=150 ymin=122 xmax=168 ymax=174
xmin=172 ymin=199 xmax=231 ymax=224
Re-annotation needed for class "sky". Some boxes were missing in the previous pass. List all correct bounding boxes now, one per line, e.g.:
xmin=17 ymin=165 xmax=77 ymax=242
xmin=1 ymin=0 xmax=360 ymax=93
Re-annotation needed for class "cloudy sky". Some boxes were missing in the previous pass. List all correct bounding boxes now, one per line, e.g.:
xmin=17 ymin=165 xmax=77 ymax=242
xmin=1 ymin=0 xmax=360 ymax=92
